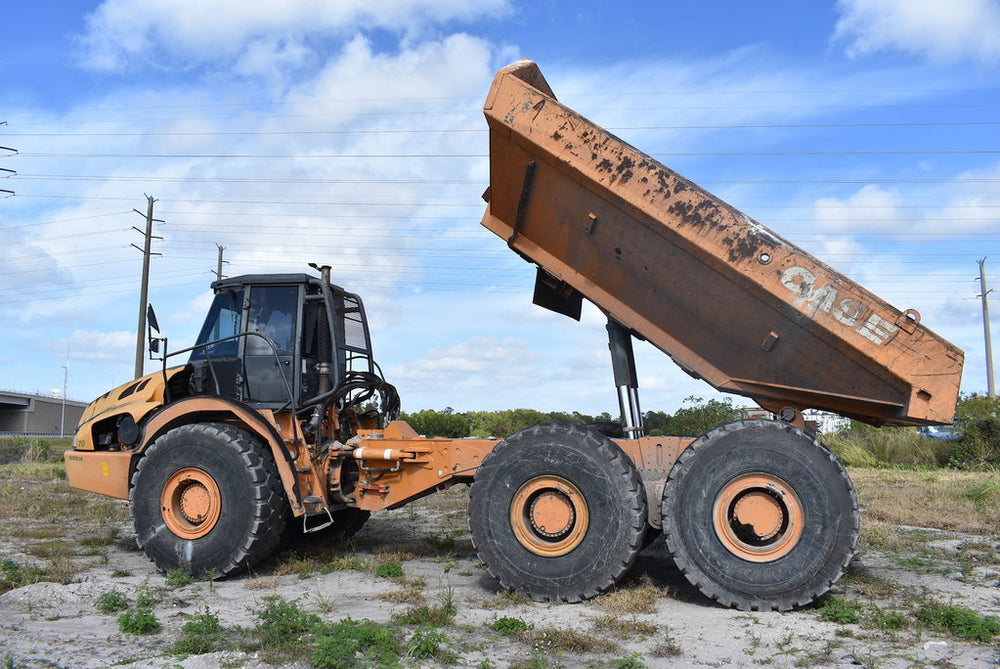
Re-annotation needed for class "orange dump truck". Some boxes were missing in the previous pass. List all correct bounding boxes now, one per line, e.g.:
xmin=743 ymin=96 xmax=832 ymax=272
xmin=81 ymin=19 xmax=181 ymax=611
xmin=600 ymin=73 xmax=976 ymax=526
xmin=65 ymin=60 xmax=963 ymax=611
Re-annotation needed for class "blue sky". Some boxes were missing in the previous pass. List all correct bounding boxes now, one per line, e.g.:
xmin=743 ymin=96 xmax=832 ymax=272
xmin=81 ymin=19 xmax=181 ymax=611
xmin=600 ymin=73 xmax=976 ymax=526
xmin=2 ymin=0 xmax=999 ymax=417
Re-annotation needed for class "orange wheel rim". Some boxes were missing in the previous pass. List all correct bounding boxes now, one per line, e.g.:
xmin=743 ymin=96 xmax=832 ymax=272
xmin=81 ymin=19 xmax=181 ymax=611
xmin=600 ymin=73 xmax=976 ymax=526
xmin=712 ymin=473 xmax=803 ymax=562
xmin=160 ymin=468 xmax=222 ymax=540
xmin=510 ymin=476 xmax=589 ymax=557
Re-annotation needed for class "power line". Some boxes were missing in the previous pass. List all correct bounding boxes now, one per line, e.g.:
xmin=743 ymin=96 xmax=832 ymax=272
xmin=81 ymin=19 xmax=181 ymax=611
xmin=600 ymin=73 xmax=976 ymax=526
xmin=17 ymin=149 xmax=1000 ymax=159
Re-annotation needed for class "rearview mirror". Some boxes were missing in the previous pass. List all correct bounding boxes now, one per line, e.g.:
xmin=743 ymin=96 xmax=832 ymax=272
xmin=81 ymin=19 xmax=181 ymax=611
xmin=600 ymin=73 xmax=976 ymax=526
xmin=146 ymin=304 xmax=160 ymax=333
xmin=147 ymin=304 xmax=166 ymax=359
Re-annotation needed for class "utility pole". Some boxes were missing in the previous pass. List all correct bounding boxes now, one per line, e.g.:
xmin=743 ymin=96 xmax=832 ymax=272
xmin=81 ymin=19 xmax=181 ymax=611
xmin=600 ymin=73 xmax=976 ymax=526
xmin=60 ymin=349 xmax=69 ymax=438
xmin=213 ymin=243 xmax=228 ymax=281
xmin=978 ymin=258 xmax=996 ymax=397
xmin=132 ymin=195 xmax=163 ymax=380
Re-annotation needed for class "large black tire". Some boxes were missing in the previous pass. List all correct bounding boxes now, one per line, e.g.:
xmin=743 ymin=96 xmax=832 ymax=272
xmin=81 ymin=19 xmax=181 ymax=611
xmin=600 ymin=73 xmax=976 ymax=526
xmin=130 ymin=422 xmax=287 ymax=577
xmin=662 ymin=419 xmax=859 ymax=611
xmin=468 ymin=424 xmax=647 ymax=602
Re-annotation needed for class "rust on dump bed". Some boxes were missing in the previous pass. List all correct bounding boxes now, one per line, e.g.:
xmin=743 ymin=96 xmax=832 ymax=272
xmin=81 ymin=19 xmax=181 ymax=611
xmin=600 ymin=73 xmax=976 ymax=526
xmin=481 ymin=60 xmax=963 ymax=426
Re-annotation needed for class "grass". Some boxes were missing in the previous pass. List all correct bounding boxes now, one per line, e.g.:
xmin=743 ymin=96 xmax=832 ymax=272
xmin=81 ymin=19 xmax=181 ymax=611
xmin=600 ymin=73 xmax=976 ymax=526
xmin=0 ymin=559 xmax=46 ymax=594
xmin=118 ymin=607 xmax=161 ymax=635
xmin=95 ymin=590 xmax=130 ymax=614
xmin=517 ymin=626 xmax=619 ymax=654
xmin=591 ymin=577 xmax=662 ymax=615
xmin=173 ymin=608 xmax=227 ymax=655
xmin=491 ymin=616 xmax=533 ymax=635
xmin=915 ymin=600 xmax=1000 ymax=642
xmin=816 ymin=594 xmax=864 ymax=624
xmin=593 ymin=615 xmax=658 ymax=638
xmin=406 ymin=627 xmax=458 ymax=663
xmin=851 ymin=468 xmax=1000 ymax=535
xmin=313 ymin=618 xmax=401 ymax=669
xmin=375 ymin=561 xmax=404 ymax=578
xmin=250 ymin=595 xmax=322 ymax=651
xmin=823 ymin=427 xmax=950 ymax=469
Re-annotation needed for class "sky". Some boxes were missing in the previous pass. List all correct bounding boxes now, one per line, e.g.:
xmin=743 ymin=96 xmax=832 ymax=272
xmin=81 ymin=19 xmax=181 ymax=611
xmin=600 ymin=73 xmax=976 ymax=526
xmin=1 ymin=0 xmax=999 ymax=418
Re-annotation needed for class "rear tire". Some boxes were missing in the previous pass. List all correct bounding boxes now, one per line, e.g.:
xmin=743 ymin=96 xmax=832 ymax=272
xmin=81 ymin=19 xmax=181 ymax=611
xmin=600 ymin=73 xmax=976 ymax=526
xmin=130 ymin=422 xmax=287 ymax=577
xmin=468 ymin=424 xmax=647 ymax=602
xmin=662 ymin=419 xmax=858 ymax=611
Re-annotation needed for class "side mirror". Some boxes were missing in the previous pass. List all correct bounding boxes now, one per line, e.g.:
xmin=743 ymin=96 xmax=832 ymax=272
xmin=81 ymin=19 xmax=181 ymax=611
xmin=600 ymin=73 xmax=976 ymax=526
xmin=147 ymin=304 xmax=166 ymax=359
xmin=147 ymin=304 xmax=160 ymax=333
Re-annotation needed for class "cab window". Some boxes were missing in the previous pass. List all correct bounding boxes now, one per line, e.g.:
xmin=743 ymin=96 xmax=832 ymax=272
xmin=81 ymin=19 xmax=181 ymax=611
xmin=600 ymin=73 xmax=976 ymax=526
xmin=189 ymin=290 xmax=243 ymax=360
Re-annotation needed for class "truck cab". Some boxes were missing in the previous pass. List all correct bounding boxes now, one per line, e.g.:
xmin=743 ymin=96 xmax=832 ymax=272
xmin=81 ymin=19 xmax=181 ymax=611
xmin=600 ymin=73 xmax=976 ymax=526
xmin=185 ymin=272 xmax=378 ymax=414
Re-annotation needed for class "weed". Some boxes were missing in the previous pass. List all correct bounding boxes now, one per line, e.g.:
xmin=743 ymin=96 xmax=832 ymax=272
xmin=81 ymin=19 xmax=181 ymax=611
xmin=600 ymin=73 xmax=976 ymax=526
xmin=592 ymin=615 xmax=657 ymax=638
xmin=313 ymin=617 xmax=401 ymax=669
xmin=135 ymin=582 xmax=162 ymax=608
xmin=491 ymin=616 xmax=533 ymax=635
xmin=244 ymin=577 xmax=279 ymax=590
xmin=816 ymin=594 xmax=864 ymax=624
xmin=847 ymin=648 xmax=884 ymax=669
xmin=407 ymin=627 xmax=458 ymax=663
xmin=377 ymin=587 xmax=426 ymax=605
xmin=0 ymin=559 xmax=45 ymax=594
xmin=375 ymin=561 xmax=404 ymax=578
xmin=392 ymin=601 xmax=455 ymax=627
xmin=174 ymin=608 xmax=227 ymax=655
xmin=251 ymin=595 xmax=321 ymax=650
xmin=165 ymin=569 xmax=195 ymax=588
xmin=915 ymin=600 xmax=1000 ymax=642
xmin=650 ymin=629 xmax=683 ymax=657
xmin=318 ymin=555 xmax=369 ymax=573
xmin=118 ymin=607 xmax=161 ymax=635
xmin=509 ymin=652 xmax=550 ymax=669
xmin=613 ymin=654 xmax=646 ymax=669
xmin=95 ymin=590 xmax=130 ymax=614
xmin=519 ymin=626 xmax=618 ymax=654
xmin=593 ymin=577 xmax=661 ymax=615
xmin=480 ymin=590 xmax=531 ymax=609
xmin=872 ymin=608 xmax=909 ymax=631
xmin=425 ymin=534 xmax=457 ymax=551
xmin=0 ymin=651 xmax=24 ymax=669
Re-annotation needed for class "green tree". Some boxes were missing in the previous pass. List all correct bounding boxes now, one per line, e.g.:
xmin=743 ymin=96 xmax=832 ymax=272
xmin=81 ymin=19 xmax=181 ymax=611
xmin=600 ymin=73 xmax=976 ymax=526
xmin=949 ymin=394 xmax=1000 ymax=469
xmin=653 ymin=396 xmax=742 ymax=437
xmin=399 ymin=409 xmax=472 ymax=438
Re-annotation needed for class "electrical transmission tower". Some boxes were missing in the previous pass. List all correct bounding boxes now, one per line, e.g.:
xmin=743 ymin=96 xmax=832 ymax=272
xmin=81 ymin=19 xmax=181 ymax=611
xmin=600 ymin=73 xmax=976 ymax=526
xmin=132 ymin=195 xmax=163 ymax=379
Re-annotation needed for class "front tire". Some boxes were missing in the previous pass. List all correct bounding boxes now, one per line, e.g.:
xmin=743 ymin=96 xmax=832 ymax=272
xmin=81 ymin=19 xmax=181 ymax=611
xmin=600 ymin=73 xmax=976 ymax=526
xmin=662 ymin=419 xmax=859 ymax=611
xmin=130 ymin=422 xmax=287 ymax=577
xmin=468 ymin=424 xmax=647 ymax=602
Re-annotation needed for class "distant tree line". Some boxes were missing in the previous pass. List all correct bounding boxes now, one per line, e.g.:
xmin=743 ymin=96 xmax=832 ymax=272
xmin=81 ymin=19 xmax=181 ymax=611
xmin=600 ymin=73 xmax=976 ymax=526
xmin=399 ymin=396 xmax=743 ymax=438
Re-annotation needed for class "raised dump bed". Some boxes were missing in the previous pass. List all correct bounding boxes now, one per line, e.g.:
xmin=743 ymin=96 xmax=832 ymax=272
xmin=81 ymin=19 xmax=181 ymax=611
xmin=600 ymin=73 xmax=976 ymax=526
xmin=481 ymin=60 xmax=963 ymax=426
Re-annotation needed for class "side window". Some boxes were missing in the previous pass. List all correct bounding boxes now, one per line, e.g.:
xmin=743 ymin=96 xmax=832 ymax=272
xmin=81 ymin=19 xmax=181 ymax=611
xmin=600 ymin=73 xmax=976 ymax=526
xmin=189 ymin=290 xmax=243 ymax=360
xmin=246 ymin=286 xmax=298 ymax=356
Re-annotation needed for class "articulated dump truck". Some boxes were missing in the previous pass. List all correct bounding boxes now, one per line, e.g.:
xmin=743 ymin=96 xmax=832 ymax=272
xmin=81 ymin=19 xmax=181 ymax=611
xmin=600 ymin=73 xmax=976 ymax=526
xmin=65 ymin=60 xmax=964 ymax=611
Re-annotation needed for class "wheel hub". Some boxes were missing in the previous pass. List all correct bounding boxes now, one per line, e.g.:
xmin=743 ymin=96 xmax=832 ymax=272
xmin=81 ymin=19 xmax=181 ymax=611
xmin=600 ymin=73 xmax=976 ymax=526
xmin=161 ymin=468 xmax=222 ymax=540
xmin=713 ymin=473 xmax=803 ymax=563
xmin=511 ymin=476 xmax=589 ymax=556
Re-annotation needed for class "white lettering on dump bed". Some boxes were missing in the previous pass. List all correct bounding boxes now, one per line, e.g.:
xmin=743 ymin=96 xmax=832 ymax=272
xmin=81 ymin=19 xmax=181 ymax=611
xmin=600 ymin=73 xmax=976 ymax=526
xmin=780 ymin=267 xmax=898 ymax=345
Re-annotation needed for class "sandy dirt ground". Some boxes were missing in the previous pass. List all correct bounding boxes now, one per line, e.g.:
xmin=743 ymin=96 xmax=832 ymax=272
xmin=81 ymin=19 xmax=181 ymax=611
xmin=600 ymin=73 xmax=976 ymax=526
xmin=2 ymin=488 xmax=999 ymax=669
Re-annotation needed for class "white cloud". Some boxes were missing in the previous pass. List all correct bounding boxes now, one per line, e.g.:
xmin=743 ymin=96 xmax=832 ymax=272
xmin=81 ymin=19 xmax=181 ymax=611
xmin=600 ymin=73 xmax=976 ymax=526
xmin=76 ymin=0 xmax=512 ymax=73
xmin=834 ymin=0 xmax=1000 ymax=63
xmin=60 ymin=330 xmax=135 ymax=361
xmin=811 ymin=184 xmax=904 ymax=233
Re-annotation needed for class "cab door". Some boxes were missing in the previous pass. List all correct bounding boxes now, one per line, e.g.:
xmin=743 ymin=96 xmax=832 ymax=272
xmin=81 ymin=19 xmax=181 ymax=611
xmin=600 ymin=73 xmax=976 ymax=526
xmin=243 ymin=285 xmax=299 ymax=405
